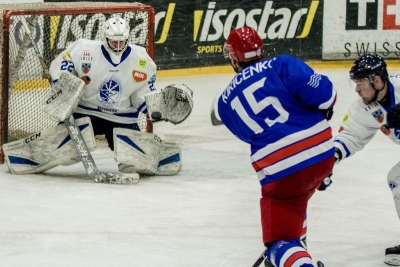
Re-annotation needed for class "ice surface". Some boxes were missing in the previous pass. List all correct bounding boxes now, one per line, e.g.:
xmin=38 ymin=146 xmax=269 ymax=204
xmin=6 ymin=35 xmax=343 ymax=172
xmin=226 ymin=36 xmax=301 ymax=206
xmin=1 ymin=70 xmax=399 ymax=267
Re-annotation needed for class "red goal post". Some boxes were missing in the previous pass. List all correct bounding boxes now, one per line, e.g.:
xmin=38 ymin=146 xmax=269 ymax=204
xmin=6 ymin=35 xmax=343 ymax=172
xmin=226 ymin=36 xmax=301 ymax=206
xmin=0 ymin=2 xmax=155 ymax=163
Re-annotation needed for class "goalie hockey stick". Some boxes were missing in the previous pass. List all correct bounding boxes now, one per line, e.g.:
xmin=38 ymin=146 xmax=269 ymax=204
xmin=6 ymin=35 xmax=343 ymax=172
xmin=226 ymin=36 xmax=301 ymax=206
xmin=20 ymin=16 xmax=138 ymax=184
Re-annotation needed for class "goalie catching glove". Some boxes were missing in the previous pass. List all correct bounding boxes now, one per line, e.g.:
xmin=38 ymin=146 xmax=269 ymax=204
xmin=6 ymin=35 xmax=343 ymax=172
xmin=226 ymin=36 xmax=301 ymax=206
xmin=145 ymin=84 xmax=194 ymax=124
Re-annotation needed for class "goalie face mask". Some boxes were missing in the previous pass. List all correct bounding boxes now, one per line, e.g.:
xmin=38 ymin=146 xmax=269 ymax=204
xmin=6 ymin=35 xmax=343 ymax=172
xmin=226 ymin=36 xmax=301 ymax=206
xmin=101 ymin=17 xmax=129 ymax=64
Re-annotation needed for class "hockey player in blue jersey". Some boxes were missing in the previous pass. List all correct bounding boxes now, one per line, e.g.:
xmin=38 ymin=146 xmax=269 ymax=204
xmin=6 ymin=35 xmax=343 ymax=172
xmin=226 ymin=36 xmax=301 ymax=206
xmin=211 ymin=26 xmax=336 ymax=266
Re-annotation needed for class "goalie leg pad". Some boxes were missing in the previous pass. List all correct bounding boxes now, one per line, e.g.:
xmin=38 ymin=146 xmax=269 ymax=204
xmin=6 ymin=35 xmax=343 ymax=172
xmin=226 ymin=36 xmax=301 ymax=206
xmin=387 ymin=162 xmax=400 ymax=219
xmin=2 ymin=117 xmax=96 ymax=174
xmin=114 ymin=128 xmax=181 ymax=176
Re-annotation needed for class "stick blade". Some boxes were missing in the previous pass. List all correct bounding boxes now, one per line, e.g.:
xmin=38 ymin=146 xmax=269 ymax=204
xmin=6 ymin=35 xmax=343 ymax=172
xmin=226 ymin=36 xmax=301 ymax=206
xmin=94 ymin=172 xmax=140 ymax=184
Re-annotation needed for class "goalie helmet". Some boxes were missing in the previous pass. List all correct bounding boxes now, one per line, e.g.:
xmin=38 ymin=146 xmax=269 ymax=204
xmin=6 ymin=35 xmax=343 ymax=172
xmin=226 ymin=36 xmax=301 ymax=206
xmin=349 ymin=54 xmax=388 ymax=84
xmin=223 ymin=26 xmax=263 ymax=63
xmin=101 ymin=17 xmax=130 ymax=64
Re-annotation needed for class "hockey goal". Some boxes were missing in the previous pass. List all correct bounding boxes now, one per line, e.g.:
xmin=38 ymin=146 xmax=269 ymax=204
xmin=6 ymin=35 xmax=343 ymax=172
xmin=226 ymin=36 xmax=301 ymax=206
xmin=0 ymin=2 xmax=155 ymax=163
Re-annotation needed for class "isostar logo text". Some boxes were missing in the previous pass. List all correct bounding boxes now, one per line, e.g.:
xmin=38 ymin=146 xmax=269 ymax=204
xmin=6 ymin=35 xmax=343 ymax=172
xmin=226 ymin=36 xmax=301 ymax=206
xmin=194 ymin=1 xmax=319 ymax=43
xmin=154 ymin=1 xmax=319 ymax=48
xmin=132 ymin=70 xmax=147 ymax=83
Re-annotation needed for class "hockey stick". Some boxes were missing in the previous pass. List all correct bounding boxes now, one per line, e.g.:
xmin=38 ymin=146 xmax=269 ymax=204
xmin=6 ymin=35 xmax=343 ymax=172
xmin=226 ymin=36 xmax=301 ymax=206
xmin=20 ymin=16 xmax=138 ymax=184
xmin=252 ymin=248 xmax=267 ymax=267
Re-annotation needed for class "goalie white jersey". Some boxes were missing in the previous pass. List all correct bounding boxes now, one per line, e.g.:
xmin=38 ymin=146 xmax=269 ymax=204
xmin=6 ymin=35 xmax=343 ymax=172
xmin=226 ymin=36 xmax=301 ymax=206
xmin=49 ymin=39 xmax=157 ymax=124
xmin=335 ymin=75 xmax=400 ymax=159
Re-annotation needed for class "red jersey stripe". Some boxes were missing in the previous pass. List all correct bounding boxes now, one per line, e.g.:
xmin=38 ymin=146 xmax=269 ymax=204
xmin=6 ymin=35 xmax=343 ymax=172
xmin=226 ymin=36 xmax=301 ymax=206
xmin=252 ymin=128 xmax=331 ymax=172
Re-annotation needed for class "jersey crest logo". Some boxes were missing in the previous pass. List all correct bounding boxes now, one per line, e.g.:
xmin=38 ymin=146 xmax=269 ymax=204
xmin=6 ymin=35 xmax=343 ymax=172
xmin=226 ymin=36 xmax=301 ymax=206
xmin=132 ymin=70 xmax=147 ymax=83
xmin=81 ymin=75 xmax=91 ymax=85
xmin=99 ymin=78 xmax=121 ymax=105
xmin=81 ymin=63 xmax=91 ymax=74
xmin=138 ymin=58 xmax=147 ymax=68
xmin=371 ymin=109 xmax=384 ymax=123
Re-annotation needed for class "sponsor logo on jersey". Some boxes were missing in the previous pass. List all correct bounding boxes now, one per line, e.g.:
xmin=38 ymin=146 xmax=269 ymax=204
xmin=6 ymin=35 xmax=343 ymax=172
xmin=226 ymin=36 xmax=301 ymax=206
xmin=81 ymin=75 xmax=91 ymax=85
xmin=342 ymin=114 xmax=349 ymax=123
xmin=64 ymin=50 xmax=72 ymax=61
xmin=99 ymin=78 xmax=122 ymax=105
xmin=132 ymin=70 xmax=147 ymax=83
xmin=138 ymin=58 xmax=147 ymax=68
xmin=338 ymin=126 xmax=344 ymax=132
xmin=81 ymin=50 xmax=93 ymax=61
xmin=98 ymin=107 xmax=118 ymax=113
xmin=81 ymin=63 xmax=91 ymax=74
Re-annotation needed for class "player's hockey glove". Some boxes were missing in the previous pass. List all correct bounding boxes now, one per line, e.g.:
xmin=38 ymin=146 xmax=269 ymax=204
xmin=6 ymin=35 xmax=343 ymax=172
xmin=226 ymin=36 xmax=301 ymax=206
xmin=334 ymin=147 xmax=342 ymax=164
xmin=317 ymin=173 xmax=333 ymax=191
xmin=319 ymin=107 xmax=334 ymax=121
xmin=387 ymin=103 xmax=400 ymax=130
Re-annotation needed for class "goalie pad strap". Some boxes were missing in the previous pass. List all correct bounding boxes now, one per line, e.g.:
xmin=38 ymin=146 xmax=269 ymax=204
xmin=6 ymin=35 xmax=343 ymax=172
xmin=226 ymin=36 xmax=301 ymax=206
xmin=114 ymin=128 xmax=181 ymax=175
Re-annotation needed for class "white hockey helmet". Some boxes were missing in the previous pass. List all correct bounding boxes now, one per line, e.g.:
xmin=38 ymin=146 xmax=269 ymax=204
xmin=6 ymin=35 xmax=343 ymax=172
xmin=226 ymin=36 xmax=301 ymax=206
xmin=101 ymin=17 xmax=130 ymax=64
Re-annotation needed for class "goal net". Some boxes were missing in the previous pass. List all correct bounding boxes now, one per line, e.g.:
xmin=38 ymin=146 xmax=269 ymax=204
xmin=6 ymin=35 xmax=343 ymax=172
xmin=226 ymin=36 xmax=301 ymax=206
xmin=0 ymin=2 xmax=155 ymax=163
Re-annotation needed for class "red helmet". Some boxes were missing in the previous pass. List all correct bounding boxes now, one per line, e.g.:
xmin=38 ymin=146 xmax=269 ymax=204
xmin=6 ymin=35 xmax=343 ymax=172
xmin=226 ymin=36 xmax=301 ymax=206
xmin=224 ymin=26 xmax=263 ymax=63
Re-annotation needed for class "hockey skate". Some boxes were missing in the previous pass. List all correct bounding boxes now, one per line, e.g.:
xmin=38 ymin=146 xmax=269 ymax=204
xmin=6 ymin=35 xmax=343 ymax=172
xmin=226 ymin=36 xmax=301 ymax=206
xmin=385 ymin=246 xmax=400 ymax=266
xmin=264 ymin=259 xmax=275 ymax=267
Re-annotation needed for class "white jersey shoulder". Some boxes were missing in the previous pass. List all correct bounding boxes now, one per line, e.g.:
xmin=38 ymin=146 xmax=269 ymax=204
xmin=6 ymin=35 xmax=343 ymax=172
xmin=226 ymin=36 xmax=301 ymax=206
xmin=49 ymin=39 xmax=157 ymax=124
xmin=335 ymin=74 xmax=400 ymax=159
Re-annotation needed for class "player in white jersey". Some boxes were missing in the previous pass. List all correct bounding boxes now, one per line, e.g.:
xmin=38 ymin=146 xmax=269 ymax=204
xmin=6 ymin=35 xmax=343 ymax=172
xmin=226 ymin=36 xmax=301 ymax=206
xmin=49 ymin=17 xmax=157 ymax=147
xmin=334 ymin=54 xmax=400 ymax=265
xmin=2 ymin=17 xmax=193 ymax=179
